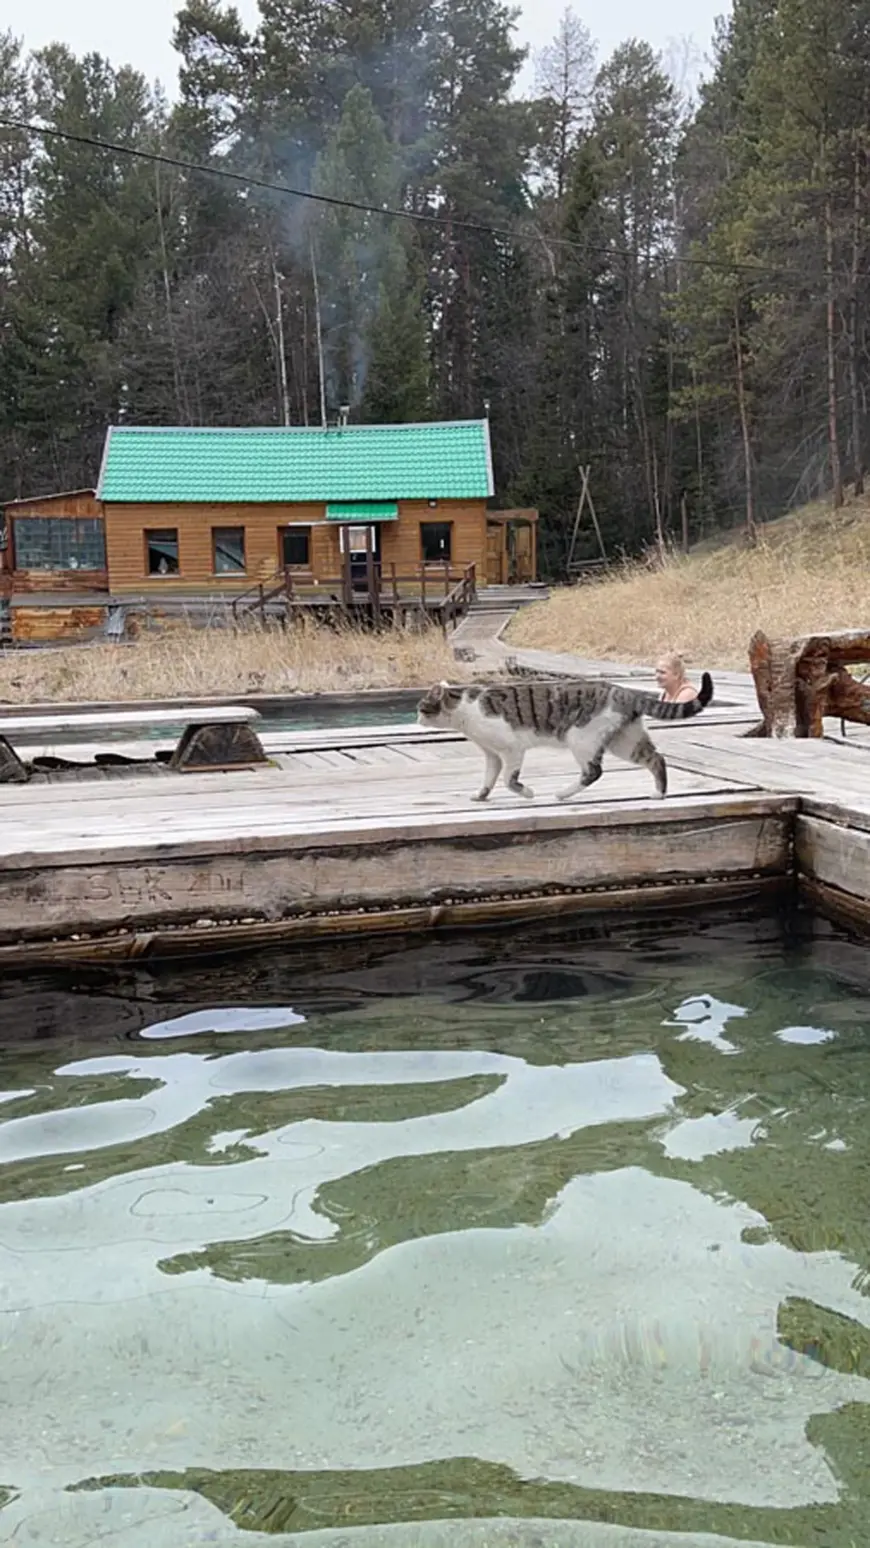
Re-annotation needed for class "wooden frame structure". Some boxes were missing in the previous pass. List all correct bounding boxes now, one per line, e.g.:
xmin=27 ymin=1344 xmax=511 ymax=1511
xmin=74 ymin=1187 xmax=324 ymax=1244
xmin=566 ymin=465 xmax=608 ymax=579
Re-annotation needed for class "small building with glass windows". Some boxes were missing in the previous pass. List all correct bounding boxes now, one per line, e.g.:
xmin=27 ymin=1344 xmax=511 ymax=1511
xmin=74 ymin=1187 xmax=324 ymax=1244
xmin=0 ymin=419 xmax=538 ymax=641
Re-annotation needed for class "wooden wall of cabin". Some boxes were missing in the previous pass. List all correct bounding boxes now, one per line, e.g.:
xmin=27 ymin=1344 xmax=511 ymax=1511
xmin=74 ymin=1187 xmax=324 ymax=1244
xmin=102 ymin=499 xmax=490 ymax=590
xmin=378 ymin=501 xmax=487 ymax=579
xmin=6 ymin=492 xmax=102 ymax=519
xmin=104 ymin=502 xmax=335 ymax=591
xmin=10 ymin=606 xmax=107 ymax=643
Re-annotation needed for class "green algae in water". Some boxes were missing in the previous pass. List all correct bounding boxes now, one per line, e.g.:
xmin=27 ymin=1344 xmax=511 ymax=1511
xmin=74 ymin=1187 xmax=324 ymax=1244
xmin=2 ymin=905 xmax=870 ymax=1546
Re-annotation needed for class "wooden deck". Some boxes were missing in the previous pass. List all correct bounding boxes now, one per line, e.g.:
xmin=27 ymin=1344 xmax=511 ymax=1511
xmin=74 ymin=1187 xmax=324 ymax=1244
xmin=0 ymin=683 xmax=868 ymax=962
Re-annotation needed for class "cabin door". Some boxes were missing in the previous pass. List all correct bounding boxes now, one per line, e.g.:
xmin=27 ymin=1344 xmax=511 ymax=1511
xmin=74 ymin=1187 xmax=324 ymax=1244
xmin=485 ymin=522 xmax=504 ymax=584
xmin=341 ymin=525 xmax=381 ymax=592
xmin=509 ymin=522 xmax=534 ymax=583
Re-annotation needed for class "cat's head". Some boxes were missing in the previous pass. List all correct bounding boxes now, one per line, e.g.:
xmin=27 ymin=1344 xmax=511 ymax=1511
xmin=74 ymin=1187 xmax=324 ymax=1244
xmin=417 ymin=680 xmax=465 ymax=725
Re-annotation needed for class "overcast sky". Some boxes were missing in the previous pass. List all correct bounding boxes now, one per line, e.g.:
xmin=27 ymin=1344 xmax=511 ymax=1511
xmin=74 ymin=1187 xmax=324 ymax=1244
xmin=5 ymin=0 xmax=727 ymax=99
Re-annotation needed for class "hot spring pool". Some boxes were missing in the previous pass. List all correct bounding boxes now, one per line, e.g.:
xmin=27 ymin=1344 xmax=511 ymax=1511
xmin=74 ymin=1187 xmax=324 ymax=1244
xmin=1 ymin=903 xmax=869 ymax=1545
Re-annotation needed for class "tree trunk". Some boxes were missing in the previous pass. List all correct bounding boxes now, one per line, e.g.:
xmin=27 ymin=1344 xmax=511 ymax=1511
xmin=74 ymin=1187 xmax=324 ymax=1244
xmin=690 ymin=362 xmax=704 ymax=520
xmin=733 ymin=301 xmax=757 ymax=544
xmin=154 ymin=167 xmax=187 ymax=423
xmin=272 ymin=260 xmax=291 ymax=427
xmin=849 ymin=134 xmax=864 ymax=495
xmin=310 ymin=237 xmax=327 ymax=428
xmin=824 ymin=192 xmax=844 ymax=508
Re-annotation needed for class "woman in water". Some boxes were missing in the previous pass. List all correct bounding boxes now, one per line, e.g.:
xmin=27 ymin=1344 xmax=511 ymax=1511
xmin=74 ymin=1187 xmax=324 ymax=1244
xmin=655 ymin=651 xmax=699 ymax=703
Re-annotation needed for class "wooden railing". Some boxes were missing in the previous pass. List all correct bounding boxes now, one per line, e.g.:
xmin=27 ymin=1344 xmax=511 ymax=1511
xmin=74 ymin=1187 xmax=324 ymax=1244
xmin=230 ymin=567 xmax=296 ymax=624
xmin=230 ymin=560 xmax=477 ymax=631
xmin=437 ymin=564 xmax=477 ymax=634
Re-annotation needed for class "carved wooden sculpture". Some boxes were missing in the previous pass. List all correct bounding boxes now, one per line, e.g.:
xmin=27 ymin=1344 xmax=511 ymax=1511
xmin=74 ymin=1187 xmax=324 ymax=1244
xmin=748 ymin=629 xmax=870 ymax=736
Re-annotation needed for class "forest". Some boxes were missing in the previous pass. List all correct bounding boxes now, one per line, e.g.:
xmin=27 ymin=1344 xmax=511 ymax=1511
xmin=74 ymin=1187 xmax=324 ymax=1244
xmin=0 ymin=0 xmax=866 ymax=574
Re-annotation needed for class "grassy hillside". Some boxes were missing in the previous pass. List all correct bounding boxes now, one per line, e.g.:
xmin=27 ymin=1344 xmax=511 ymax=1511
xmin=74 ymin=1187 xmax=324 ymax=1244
xmin=507 ymin=497 xmax=870 ymax=671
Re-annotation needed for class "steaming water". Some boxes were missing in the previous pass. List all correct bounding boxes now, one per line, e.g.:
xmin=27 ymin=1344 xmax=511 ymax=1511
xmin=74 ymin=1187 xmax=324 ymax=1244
xmin=2 ymin=906 xmax=870 ymax=1546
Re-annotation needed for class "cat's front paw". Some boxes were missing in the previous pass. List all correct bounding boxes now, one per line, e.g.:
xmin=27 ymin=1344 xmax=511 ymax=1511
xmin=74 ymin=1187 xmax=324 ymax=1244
xmin=520 ymin=784 xmax=534 ymax=799
xmin=556 ymin=787 xmax=576 ymax=803
xmin=471 ymin=789 xmax=490 ymax=803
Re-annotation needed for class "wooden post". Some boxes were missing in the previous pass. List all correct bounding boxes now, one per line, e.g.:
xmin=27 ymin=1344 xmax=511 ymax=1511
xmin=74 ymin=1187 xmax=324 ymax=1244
xmin=391 ymin=562 xmax=399 ymax=605
xmin=364 ymin=531 xmax=375 ymax=613
xmin=420 ymin=566 xmax=427 ymax=609
xmin=443 ymin=560 xmax=450 ymax=596
xmin=530 ymin=521 xmax=537 ymax=583
xmin=370 ymin=552 xmax=381 ymax=628
xmin=258 ymin=583 xmax=265 ymax=625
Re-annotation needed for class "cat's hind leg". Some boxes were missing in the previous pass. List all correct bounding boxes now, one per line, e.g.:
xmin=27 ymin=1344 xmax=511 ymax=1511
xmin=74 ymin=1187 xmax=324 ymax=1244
xmin=556 ymin=725 xmax=610 ymax=802
xmin=609 ymin=722 xmax=667 ymax=798
xmin=471 ymin=749 xmax=503 ymax=802
xmin=556 ymin=758 xmax=603 ymax=802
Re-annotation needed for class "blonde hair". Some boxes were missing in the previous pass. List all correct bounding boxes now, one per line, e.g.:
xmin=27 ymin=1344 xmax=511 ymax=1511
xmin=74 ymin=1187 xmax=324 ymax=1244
xmin=658 ymin=651 xmax=686 ymax=678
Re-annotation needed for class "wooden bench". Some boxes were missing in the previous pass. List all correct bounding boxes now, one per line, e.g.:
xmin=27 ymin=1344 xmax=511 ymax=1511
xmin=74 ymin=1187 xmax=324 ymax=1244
xmin=748 ymin=629 xmax=870 ymax=737
xmin=0 ymin=705 xmax=268 ymax=782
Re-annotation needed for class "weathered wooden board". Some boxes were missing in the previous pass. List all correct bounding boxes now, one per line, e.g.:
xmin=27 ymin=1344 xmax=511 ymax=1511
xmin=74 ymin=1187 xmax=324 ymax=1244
xmin=0 ymin=795 xmax=792 ymax=941
xmin=660 ymin=728 xmax=870 ymax=807
xmin=794 ymin=813 xmax=870 ymax=902
xmin=0 ymin=704 xmax=260 ymax=736
xmin=799 ymin=876 xmax=870 ymax=934
xmin=0 ymin=768 xmax=759 ymax=858
xmin=0 ymin=875 xmax=791 ymax=968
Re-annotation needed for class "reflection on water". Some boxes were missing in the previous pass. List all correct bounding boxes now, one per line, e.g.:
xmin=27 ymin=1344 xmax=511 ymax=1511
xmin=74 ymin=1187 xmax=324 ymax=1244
xmin=2 ymin=904 xmax=870 ymax=1546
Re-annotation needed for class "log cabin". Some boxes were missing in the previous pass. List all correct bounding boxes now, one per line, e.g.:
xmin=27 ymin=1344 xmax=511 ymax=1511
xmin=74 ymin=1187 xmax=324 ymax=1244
xmin=0 ymin=419 xmax=538 ymax=642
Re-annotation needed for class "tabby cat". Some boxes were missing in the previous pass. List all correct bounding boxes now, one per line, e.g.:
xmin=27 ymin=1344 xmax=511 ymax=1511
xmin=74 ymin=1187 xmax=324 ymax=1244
xmin=417 ymin=671 xmax=714 ymax=801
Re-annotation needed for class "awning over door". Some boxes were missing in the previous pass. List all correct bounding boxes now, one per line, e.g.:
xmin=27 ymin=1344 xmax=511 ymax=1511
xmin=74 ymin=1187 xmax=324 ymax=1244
xmin=325 ymin=502 xmax=398 ymax=521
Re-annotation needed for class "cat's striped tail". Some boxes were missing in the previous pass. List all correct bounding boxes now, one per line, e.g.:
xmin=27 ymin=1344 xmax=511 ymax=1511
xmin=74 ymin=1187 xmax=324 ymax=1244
xmin=640 ymin=672 xmax=714 ymax=720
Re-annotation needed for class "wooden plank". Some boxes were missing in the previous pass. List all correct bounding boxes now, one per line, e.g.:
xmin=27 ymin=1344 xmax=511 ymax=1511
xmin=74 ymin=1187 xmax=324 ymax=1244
xmin=4 ymin=781 xmax=747 ymax=850
xmin=794 ymin=813 xmax=870 ymax=903
xmin=0 ymin=796 xmax=792 ymax=941
xmin=0 ymin=744 xmax=752 ymax=818
xmin=799 ymin=875 xmax=870 ymax=933
xmin=799 ymin=795 xmax=870 ymax=834
xmin=0 ymin=789 xmax=790 ymax=865
xmin=0 ymin=786 xmax=753 ymax=859
xmin=0 ymin=875 xmax=790 ymax=967
xmin=0 ymin=763 xmax=755 ymax=844
xmin=0 ymin=704 xmax=260 ymax=735
xmin=661 ymin=728 xmax=870 ymax=802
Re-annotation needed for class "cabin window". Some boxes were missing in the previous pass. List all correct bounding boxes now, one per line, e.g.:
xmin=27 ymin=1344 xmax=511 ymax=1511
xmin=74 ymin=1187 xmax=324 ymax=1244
xmin=146 ymin=529 xmax=179 ymax=575
xmin=212 ymin=527 xmax=246 ymax=575
xmin=421 ymin=521 xmax=452 ymax=562
xmin=13 ymin=517 xmax=106 ymax=571
xmin=280 ymin=526 xmax=311 ymax=567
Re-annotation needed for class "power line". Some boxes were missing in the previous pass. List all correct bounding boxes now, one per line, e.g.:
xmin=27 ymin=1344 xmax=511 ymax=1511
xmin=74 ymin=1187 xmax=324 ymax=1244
xmin=0 ymin=114 xmax=820 ymax=285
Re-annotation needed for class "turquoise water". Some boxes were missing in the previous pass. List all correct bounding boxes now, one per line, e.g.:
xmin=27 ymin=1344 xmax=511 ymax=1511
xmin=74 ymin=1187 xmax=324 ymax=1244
xmin=1 ymin=905 xmax=870 ymax=1546
xmin=16 ymin=698 xmax=417 ymax=749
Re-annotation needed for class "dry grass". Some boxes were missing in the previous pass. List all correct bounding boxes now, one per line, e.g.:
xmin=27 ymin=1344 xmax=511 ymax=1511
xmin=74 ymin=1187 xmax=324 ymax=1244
xmin=508 ymin=495 xmax=870 ymax=671
xmin=0 ymin=618 xmax=476 ymax=705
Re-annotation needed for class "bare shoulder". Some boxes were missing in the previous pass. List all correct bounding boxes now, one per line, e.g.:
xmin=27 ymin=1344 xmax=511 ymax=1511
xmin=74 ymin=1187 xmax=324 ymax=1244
xmin=674 ymin=683 xmax=699 ymax=702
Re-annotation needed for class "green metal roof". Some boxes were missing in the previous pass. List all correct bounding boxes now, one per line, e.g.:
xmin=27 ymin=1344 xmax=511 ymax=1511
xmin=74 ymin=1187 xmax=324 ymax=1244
xmin=326 ymin=501 xmax=398 ymax=521
xmin=97 ymin=422 xmax=494 ymax=504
